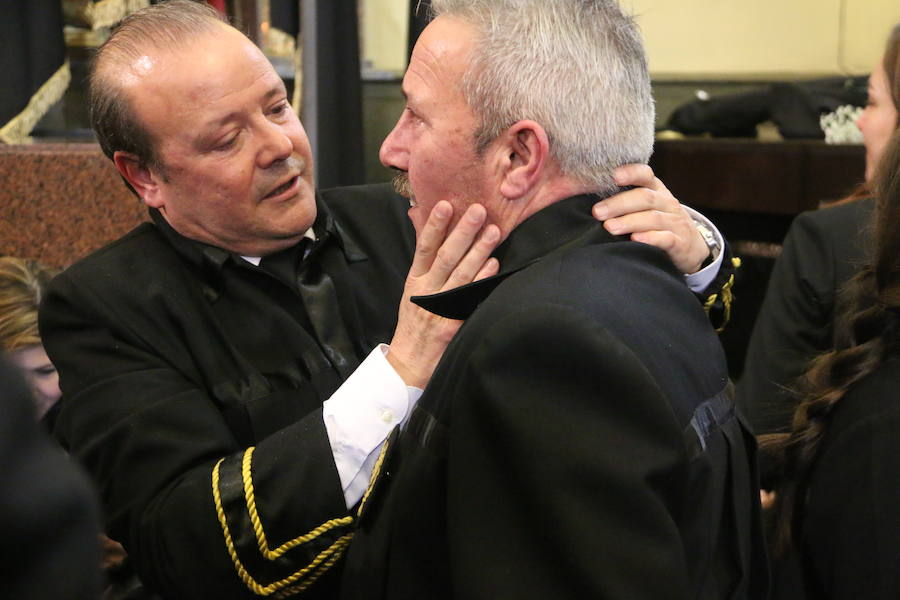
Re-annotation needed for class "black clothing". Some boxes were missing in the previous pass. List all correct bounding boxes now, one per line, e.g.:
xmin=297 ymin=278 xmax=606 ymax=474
xmin=665 ymin=77 xmax=868 ymax=139
xmin=736 ymin=198 xmax=873 ymax=440
xmin=0 ymin=356 xmax=101 ymax=599
xmin=40 ymin=184 xmax=414 ymax=599
xmin=343 ymin=196 xmax=768 ymax=600
xmin=771 ymin=357 xmax=900 ymax=599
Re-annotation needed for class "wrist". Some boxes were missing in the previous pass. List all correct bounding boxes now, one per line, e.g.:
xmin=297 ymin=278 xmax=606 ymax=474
xmin=385 ymin=346 xmax=425 ymax=388
xmin=693 ymin=221 xmax=719 ymax=273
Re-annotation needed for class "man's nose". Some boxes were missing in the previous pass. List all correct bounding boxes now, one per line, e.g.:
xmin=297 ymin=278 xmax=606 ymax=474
xmin=258 ymin=120 xmax=293 ymax=167
xmin=379 ymin=123 xmax=408 ymax=170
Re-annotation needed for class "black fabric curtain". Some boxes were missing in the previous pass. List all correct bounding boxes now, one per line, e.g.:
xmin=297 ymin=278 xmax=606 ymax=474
xmin=270 ymin=0 xmax=298 ymax=37
xmin=293 ymin=0 xmax=364 ymax=189
xmin=0 ymin=0 xmax=67 ymax=142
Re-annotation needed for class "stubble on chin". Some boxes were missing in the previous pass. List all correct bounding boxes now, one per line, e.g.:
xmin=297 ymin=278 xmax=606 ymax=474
xmin=392 ymin=172 xmax=416 ymax=206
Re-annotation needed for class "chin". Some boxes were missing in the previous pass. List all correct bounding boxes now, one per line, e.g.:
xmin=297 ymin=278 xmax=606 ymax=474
xmin=280 ymin=193 xmax=317 ymax=226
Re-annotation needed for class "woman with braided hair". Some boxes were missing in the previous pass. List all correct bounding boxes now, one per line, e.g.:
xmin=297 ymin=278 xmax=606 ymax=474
xmin=769 ymin=130 xmax=900 ymax=598
xmin=737 ymin=23 xmax=900 ymax=444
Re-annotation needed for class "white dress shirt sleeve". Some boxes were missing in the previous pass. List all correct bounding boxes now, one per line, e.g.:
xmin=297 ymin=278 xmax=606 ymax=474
xmin=683 ymin=206 xmax=725 ymax=293
xmin=322 ymin=344 xmax=423 ymax=508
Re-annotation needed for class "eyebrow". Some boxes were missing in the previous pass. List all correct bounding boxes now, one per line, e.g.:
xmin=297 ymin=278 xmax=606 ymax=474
xmin=205 ymin=85 xmax=286 ymax=128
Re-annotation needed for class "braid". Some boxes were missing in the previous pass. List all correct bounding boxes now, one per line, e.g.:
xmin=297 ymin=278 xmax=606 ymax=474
xmin=772 ymin=130 xmax=900 ymax=556
xmin=772 ymin=273 xmax=893 ymax=554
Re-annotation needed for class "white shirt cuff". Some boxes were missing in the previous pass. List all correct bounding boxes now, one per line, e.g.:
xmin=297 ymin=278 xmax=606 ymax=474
xmin=322 ymin=344 xmax=423 ymax=508
xmin=683 ymin=206 xmax=724 ymax=293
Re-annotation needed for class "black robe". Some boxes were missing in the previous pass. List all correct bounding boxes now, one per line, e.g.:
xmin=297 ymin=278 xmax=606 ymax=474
xmin=343 ymin=195 xmax=768 ymax=600
xmin=40 ymin=183 xmax=414 ymax=599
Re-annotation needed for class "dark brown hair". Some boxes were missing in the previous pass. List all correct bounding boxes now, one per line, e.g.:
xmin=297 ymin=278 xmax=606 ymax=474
xmin=771 ymin=128 xmax=900 ymax=555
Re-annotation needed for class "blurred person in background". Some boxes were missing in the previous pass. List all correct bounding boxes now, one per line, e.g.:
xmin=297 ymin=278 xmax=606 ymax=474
xmin=737 ymin=24 xmax=900 ymax=452
xmin=0 ymin=256 xmax=148 ymax=599
xmin=768 ymin=127 xmax=900 ymax=599
xmin=0 ymin=355 xmax=102 ymax=599
xmin=0 ymin=256 xmax=60 ymax=423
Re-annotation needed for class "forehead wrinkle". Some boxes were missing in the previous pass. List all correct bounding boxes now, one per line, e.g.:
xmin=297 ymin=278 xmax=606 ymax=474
xmin=407 ymin=43 xmax=468 ymax=108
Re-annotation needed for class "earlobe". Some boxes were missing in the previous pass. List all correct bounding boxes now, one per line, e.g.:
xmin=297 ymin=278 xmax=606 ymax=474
xmin=498 ymin=120 xmax=549 ymax=199
xmin=113 ymin=151 xmax=162 ymax=207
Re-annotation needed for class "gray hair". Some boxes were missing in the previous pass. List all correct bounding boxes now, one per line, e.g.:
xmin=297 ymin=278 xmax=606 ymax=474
xmin=429 ymin=0 xmax=655 ymax=195
xmin=89 ymin=0 xmax=229 ymax=170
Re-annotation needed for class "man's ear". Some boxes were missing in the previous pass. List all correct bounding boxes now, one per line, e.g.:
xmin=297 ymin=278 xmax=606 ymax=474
xmin=113 ymin=151 xmax=164 ymax=208
xmin=496 ymin=120 xmax=550 ymax=199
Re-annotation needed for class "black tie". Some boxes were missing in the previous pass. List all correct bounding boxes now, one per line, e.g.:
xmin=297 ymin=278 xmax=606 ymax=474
xmin=261 ymin=238 xmax=359 ymax=381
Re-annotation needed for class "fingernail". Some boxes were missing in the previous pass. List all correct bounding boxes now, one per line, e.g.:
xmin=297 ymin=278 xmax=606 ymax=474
xmin=468 ymin=206 xmax=485 ymax=223
xmin=434 ymin=203 xmax=450 ymax=219
xmin=612 ymin=167 xmax=625 ymax=184
xmin=593 ymin=205 xmax=608 ymax=220
xmin=484 ymin=226 xmax=499 ymax=242
xmin=605 ymin=220 xmax=621 ymax=234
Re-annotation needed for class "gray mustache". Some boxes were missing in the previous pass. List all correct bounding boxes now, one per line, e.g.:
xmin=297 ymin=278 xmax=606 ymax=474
xmin=392 ymin=172 xmax=413 ymax=199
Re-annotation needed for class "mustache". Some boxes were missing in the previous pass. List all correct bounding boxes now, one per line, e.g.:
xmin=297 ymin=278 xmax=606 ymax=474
xmin=259 ymin=155 xmax=306 ymax=196
xmin=391 ymin=171 xmax=414 ymax=200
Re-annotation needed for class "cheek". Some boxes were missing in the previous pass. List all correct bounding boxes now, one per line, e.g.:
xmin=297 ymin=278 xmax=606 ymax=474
xmin=201 ymin=165 xmax=254 ymax=205
xmin=36 ymin=373 xmax=61 ymax=399
xmin=874 ymin=108 xmax=897 ymax=137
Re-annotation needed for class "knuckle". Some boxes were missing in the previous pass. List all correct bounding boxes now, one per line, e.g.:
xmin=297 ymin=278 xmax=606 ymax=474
xmin=434 ymin=248 xmax=455 ymax=270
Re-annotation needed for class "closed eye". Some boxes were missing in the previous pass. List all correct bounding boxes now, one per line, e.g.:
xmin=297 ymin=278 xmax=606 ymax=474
xmin=215 ymin=136 xmax=238 ymax=151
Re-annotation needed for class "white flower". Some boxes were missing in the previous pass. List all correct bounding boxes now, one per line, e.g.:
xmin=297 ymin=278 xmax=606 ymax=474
xmin=820 ymin=104 xmax=864 ymax=144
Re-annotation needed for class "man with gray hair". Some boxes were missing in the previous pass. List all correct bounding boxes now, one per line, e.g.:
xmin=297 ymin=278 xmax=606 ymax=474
xmin=343 ymin=1 xmax=766 ymax=598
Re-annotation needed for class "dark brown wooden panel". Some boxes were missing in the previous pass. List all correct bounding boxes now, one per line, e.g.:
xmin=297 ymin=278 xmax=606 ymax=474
xmin=650 ymin=139 xmax=865 ymax=216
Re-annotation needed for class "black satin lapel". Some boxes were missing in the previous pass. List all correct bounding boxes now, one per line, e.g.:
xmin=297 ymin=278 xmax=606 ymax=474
xmin=410 ymin=266 xmax=527 ymax=320
xmin=297 ymin=257 xmax=360 ymax=381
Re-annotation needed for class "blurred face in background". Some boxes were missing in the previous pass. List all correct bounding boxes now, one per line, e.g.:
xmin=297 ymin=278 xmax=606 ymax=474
xmin=857 ymin=63 xmax=898 ymax=182
xmin=8 ymin=343 xmax=61 ymax=418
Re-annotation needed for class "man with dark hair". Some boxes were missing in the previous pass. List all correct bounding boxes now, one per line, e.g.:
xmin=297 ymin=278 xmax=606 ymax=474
xmin=40 ymin=1 xmax=730 ymax=598
xmin=343 ymin=1 xmax=766 ymax=598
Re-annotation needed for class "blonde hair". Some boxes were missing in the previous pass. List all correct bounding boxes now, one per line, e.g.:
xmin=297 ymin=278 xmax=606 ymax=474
xmin=0 ymin=257 xmax=57 ymax=352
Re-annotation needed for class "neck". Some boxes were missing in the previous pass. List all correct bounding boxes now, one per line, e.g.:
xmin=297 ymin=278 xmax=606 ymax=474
xmin=491 ymin=176 xmax=594 ymax=243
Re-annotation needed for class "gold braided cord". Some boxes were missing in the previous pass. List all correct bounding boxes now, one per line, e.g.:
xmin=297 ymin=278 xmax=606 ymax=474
xmin=62 ymin=0 xmax=150 ymax=30
xmin=703 ymin=257 xmax=740 ymax=333
xmin=265 ymin=27 xmax=296 ymax=59
xmin=0 ymin=62 xmax=70 ymax=144
xmin=291 ymin=38 xmax=303 ymax=115
xmin=271 ymin=536 xmax=353 ymax=599
xmin=240 ymin=447 xmax=354 ymax=559
xmin=213 ymin=456 xmax=355 ymax=596
xmin=357 ymin=436 xmax=391 ymax=518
